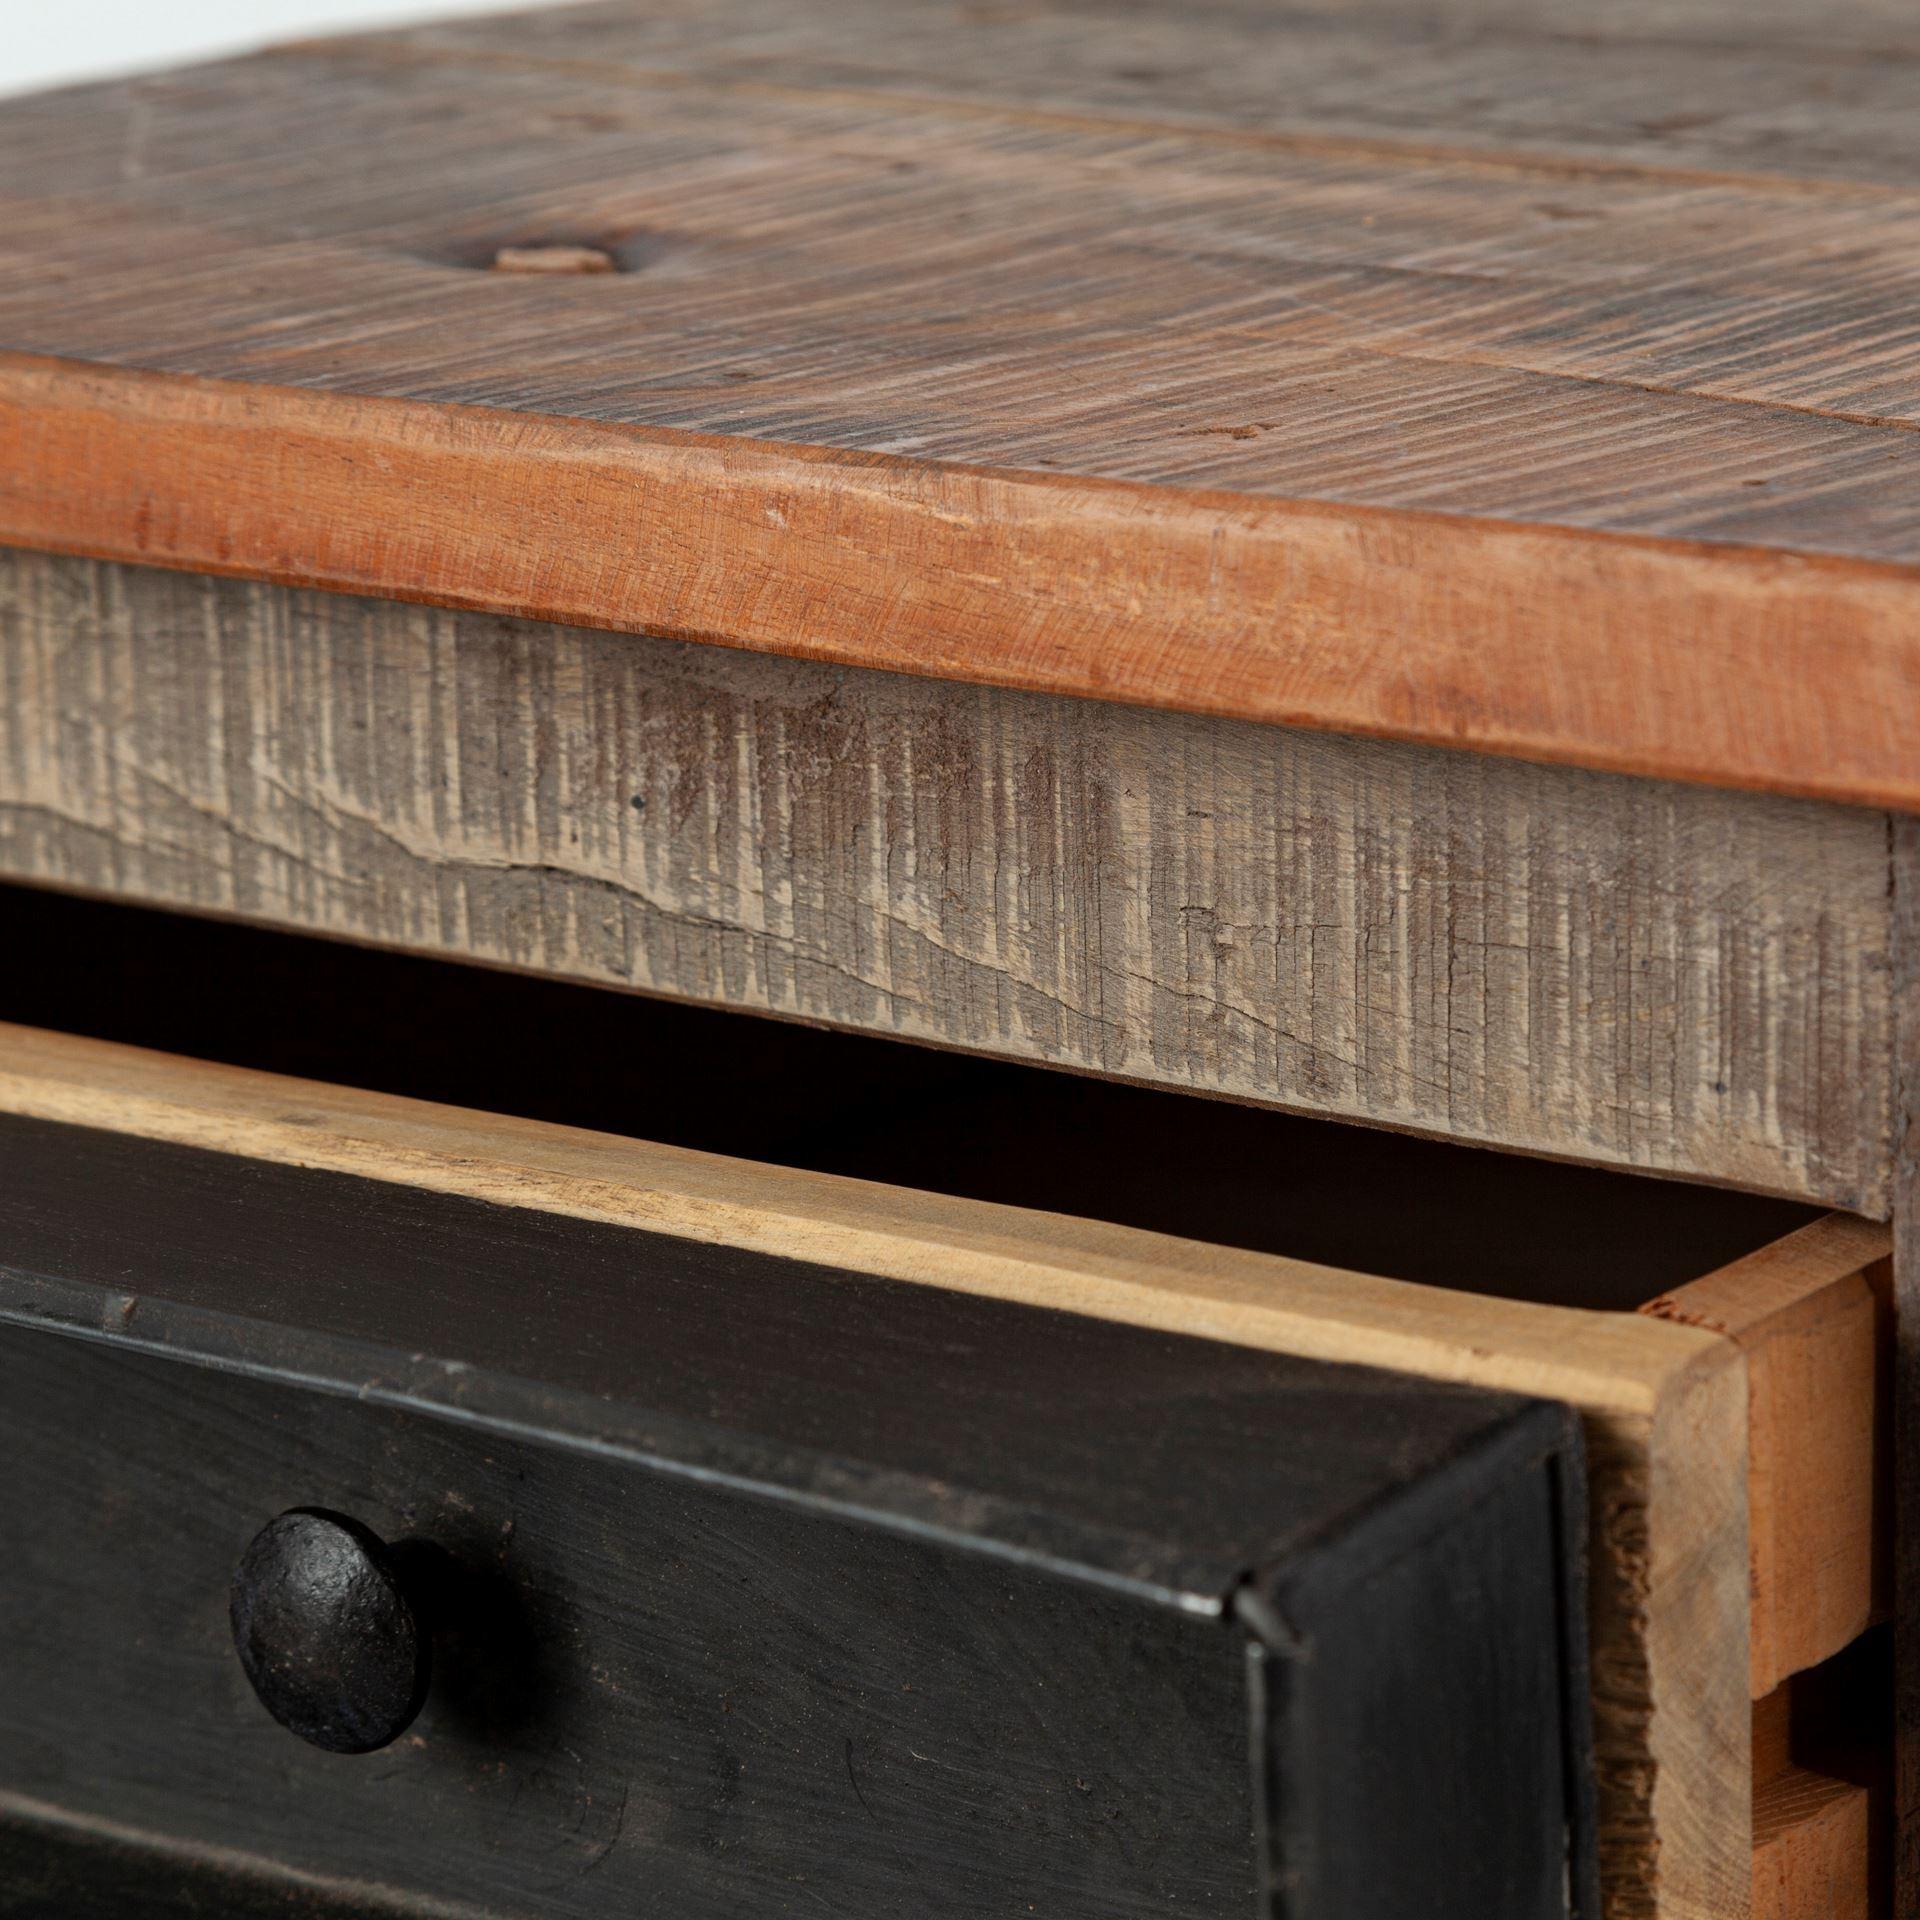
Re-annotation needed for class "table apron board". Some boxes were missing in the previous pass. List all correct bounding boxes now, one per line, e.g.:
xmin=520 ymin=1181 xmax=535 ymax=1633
xmin=0 ymin=547 xmax=1896 ymax=1213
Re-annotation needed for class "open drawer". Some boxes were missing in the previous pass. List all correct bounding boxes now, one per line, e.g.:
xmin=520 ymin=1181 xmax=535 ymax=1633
xmin=0 ymin=888 xmax=1896 ymax=1920
xmin=0 ymin=1115 xmax=1599 ymax=1920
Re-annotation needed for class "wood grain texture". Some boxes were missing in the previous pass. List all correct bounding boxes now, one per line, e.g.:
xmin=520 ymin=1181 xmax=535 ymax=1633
xmin=0 ymin=878 xmax=1826 ymax=1321
xmin=0 ymin=876 xmax=1824 ymax=1317
xmin=0 ymin=550 xmax=1892 ymax=1210
xmin=1647 ymin=1217 xmax=1894 ymax=1698
xmin=9 ymin=356 xmax=1920 ymax=812
xmin=1751 ymin=1773 xmax=1870 ymax=1920
xmin=1751 ymin=1688 xmax=1871 ymax=1920
xmin=350 ymin=0 xmax=1920 ymax=188
xmin=1 ymin=2 xmax=1920 ymax=800
xmin=0 ymin=1018 xmax=1751 ymax=1918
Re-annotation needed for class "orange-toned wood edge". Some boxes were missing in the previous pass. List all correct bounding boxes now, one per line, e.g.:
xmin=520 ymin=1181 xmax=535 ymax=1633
xmin=4 ymin=350 xmax=1920 ymax=810
xmin=1752 ymin=1687 xmax=1872 ymax=1920
xmin=1647 ymin=1215 xmax=1894 ymax=1698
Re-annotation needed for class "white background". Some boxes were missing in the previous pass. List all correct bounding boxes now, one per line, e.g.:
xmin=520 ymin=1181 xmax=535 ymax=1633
xmin=2 ymin=0 xmax=563 ymax=98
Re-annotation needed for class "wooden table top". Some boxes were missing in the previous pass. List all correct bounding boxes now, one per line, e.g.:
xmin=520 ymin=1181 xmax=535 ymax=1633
xmin=3 ymin=0 xmax=1918 ymax=806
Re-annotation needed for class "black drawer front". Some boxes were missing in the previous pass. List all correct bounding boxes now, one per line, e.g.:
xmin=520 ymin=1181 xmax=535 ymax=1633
xmin=1 ymin=1332 xmax=1254 ymax=1918
xmin=0 ymin=1115 xmax=1597 ymax=1918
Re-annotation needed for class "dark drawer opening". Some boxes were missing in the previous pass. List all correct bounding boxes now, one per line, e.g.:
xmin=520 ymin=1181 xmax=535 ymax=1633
xmin=0 ymin=877 xmax=1817 ymax=1313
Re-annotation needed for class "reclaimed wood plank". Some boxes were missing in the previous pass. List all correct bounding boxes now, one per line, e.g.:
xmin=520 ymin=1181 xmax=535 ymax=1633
xmin=1647 ymin=1216 xmax=1894 ymax=1697
xmin=365 ymin=0 xmax=1920 ymax=188
xmin=0 ymin=551 xmax=1893 ymax=1211
xmin=1 ymin=5 xmax=1920 ymax=800
xmin=1751 ymin=1688 xmax=1872 ymax=1920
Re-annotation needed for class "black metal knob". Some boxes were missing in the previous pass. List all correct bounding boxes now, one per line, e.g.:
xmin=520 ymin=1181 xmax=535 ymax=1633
xmin=229 ymin=1508 xmax=431 ymax=1754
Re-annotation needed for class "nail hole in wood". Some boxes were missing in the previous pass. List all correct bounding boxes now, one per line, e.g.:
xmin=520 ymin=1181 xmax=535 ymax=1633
xmin=490 ymin=244 xmax=619 ymax=275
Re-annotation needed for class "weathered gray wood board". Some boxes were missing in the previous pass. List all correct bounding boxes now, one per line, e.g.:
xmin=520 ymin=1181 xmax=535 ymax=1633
xmin=0 ymin=549 xmax=1894 ymax=1211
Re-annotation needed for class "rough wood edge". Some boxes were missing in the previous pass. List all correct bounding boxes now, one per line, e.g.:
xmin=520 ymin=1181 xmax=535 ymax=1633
xmin=1751 ymin=1769 xmax=1871 ymax=1920
xmin=1649 ymin=1217 xmax=1895 ymax=1339
xmin=1750 ymin=1686 xmax=1872 ymax=1920
xmin=4 ymin=351 xmax=1920 ymax=812
xmin=0 ymin=1020 xmax=1699 ymax=1408
xmin=1647 ymin=1217 xmax=1893 ymax=1700
xmin=0 ymin=1017 xmax=1749 ymax=1917
xmin=1641 ymin=1352 xmax=1753 ymax=1920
